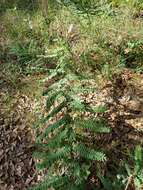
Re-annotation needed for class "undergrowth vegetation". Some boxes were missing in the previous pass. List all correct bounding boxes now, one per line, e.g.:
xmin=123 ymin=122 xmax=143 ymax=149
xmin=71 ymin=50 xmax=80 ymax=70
xmin=0 ymin=0 xmax=143 ymax=190
xmin=32 ymin=39 xmax=110 ymax=189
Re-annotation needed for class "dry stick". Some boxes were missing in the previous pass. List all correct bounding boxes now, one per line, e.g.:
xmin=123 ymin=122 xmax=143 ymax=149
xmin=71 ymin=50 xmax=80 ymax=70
xmin=39 ymin=0 xmax=48 ymax=20
xmin=125 ymin=175 xmax=133 ymax=190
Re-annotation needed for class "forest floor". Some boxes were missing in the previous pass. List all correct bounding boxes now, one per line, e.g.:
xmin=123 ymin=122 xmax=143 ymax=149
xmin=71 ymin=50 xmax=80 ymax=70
xmin=0 ymin=67 xmax=143 ymax=190
xmin=0 ymin=74 xmax=46 ymax=190
xmin=0 ymin=2 xmax=143 ymax=189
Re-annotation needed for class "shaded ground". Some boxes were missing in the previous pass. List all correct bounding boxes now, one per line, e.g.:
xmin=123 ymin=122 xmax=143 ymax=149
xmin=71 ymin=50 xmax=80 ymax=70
xmin=83 ymin=71 xmax=143 ymax=189
xmin=0 ymin=75 xmax=45 ymax=190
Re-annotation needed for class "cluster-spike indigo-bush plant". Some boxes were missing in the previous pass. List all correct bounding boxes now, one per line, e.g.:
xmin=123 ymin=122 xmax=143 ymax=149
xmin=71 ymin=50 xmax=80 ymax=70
xmin=31 ymin=39 xmax=110 ymax=190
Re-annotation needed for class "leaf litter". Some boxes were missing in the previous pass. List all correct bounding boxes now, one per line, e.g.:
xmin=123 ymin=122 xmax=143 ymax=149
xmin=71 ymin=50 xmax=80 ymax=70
xmin=0 ymin=69 xmax=143 ymax=190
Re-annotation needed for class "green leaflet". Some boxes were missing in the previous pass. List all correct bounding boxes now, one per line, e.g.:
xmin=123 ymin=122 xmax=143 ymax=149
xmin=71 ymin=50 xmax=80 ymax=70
xmin=97 ymin=174 xmax=115 ymax=190
xmin=44 ymin=101 xmax=67 ymax=121
xmin=69 ymin=97 xmax=85 ymax=111
xmin=36 ymin=126 xmax=67 ymax=145
xmin=85 ymin=105 xmax=107 ymax=114
xmin=39 ymin=115 xmax=70 ymax=139
xmin=44 ymin=128 xmax=69 ymax=148
xmin=74 ymin=144 xmax=106 ymax=161
xmin=33 ymin=151 xmax=48 ymax=159
xmin=46 ymin=91 xmax=63 ymax=110
xmin=91 ymin=105 xmax=107 ymax=113
xmin=134 ymin=145 xmax=143 ymax=174
xmin=76 ymin=119 xmax=110 ymax=133
xmin=36 ymin=145 xmax=71 ymax=169
xmin=30 ymin=176 xmax=69 ymax=190
xmin=34 ymin=101 xmax=67 ymax=128
xmin=66 ymin=183 xmax=86 ymax=190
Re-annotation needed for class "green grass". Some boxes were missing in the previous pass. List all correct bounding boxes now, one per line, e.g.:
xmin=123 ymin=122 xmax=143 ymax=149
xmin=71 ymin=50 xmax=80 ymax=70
xmin=1 ymin=1 xmax=143 ymax=78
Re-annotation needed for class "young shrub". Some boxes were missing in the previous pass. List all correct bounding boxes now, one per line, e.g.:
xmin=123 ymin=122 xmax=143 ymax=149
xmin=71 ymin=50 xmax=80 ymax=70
xmin=31 ymin=39 xmax=110 ymax=190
